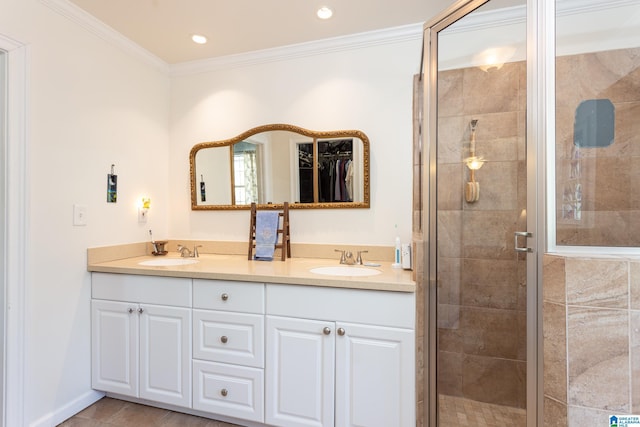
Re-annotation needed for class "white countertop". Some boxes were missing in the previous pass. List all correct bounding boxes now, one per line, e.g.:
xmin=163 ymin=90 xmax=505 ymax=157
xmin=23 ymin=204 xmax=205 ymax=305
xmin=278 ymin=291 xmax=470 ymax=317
xmin=88 ymin=253 xmax=415 ymax=293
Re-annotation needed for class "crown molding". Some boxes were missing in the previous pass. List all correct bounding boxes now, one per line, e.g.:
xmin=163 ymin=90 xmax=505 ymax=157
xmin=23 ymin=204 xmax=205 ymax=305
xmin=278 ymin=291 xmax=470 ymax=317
xmin=39 ymin=0 xmax=636 ymax=77
xmin=556 ymin=0 xmax=640 ymax=16
xmin=169 ymin=23 xmax=423 ymax=77
xmin=39 ymin=0 xmax=169 ymax=74
xmin=39 ymin=0 xmax=423 ymax=77
xmin=442 ymin=0 xmax=637 ymax=34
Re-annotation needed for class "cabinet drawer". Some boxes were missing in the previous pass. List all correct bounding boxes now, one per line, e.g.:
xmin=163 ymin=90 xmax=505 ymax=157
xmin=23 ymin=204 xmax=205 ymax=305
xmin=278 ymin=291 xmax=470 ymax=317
xmin=193 ymin=280 xmax=264 ymax=314
xmin=193 ymin=310 xmax=264 ymax=368
xmin=192 ymin=360 xmax=264 ymax=423
xmin=266 ymin=283 xmax=415 ymax=329
xmin=92 ymin=273 xmax=191 ymax=307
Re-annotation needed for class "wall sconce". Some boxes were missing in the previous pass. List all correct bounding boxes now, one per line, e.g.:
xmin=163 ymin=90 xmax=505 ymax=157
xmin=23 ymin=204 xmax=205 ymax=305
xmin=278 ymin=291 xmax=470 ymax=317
xmin=465 ymin=120 xmax=484 ymax=203
xmin=138 ymin=197 xmax=150 ymax=223
xmin=472 ymin=46 xmax=516 ymax=72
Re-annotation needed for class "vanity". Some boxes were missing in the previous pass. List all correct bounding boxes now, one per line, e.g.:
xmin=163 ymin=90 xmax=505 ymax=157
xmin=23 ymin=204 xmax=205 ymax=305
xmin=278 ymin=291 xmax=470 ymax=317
xmin=87 ymin=249 xmax=416 ymax=427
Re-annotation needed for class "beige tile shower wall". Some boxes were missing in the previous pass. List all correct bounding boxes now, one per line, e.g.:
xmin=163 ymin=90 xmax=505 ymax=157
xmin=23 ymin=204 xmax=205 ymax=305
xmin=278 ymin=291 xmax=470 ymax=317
xmin=543 ymin=254 xmax=640 ymax=427
xmin=436 ymin=61 xmax=527 ymax=409
xmin=556 ymin=47 xmax=640 ymax=246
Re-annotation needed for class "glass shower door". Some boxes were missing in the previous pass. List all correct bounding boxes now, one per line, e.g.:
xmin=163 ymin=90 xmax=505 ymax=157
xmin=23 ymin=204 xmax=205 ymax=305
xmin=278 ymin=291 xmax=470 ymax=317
xmin=424 ymin=0 xmax=532 ymax=425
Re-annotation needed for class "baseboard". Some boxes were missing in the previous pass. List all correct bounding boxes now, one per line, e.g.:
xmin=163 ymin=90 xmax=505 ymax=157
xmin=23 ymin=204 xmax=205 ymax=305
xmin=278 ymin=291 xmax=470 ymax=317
xmin=29 ymin=390 xmax=105 ymax=427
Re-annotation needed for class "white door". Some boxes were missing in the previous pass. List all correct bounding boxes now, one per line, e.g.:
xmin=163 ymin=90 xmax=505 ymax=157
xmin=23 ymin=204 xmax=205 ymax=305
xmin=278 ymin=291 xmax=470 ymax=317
xmin=139 ymin=304 xmax=191 ymax=407
xmin=266 ymin=315 xmax=335 ymax=427
xmin=335 ymin=322 xmax=415 ymax=427
xmin=91 ymin=300 xmax=139 ymax=397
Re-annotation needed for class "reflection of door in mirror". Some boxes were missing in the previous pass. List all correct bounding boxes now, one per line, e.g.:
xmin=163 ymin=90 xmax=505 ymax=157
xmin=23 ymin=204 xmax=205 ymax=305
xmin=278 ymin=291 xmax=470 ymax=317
xmin=297 ymin=143 xmax=314 ymax=203
xmin=195 ymin=145 xmax=232 ymax=206
xmin=318 ymin=139 xmax=358 ymax=203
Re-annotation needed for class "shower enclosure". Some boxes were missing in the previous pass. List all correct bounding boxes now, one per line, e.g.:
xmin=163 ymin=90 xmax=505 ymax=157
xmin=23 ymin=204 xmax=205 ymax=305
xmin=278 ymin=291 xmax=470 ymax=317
xmin=420 ymin=0 xmax=537 ymax=425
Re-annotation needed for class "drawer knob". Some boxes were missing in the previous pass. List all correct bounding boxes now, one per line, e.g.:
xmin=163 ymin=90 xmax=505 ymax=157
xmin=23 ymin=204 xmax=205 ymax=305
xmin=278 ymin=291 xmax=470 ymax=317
xmin=220 ymin=336 xmax=228 ymax=344
xmin=337 ymin=328 xmax=346 ymax=336
xmin=323 ymin=327 xmax=331 ymax=335
xmin=221 ymin=388 xmax=228 ymax=397
xmin=221 ymin=293 xmax=229 ymax=301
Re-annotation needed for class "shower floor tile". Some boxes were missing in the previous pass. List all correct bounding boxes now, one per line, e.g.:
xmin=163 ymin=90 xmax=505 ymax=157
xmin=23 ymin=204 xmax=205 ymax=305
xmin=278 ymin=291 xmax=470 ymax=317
xmin=439 ymin=394 xmax=526 ymax=427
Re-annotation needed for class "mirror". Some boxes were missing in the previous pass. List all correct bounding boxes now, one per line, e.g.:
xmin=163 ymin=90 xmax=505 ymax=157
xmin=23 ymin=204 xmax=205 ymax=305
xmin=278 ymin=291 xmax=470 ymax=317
xmin=190 ymin=124 xmax=370 ymax=210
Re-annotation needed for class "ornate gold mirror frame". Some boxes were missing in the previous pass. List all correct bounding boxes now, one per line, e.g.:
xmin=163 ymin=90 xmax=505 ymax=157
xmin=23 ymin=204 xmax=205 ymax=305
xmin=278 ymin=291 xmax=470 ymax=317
xmin=190 ymin=123 xmax=370 ymax=210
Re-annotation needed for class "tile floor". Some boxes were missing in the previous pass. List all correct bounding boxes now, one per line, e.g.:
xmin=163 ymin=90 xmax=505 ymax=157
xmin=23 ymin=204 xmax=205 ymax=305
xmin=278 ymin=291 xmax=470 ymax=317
xmin=59 ymin=394 xmax=527 ymax=426
xmin=438 ymin=394 xmax=527 ymax=427
xmin=57 ymin=397 xmax=242 ymax=427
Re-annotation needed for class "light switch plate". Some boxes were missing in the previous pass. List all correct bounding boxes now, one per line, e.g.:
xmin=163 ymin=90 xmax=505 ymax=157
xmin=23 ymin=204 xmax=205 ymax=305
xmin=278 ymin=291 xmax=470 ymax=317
xmin=138 ymin=208 xmax=148 ymax=223
xmin=73 ymin=204 xmax=87 ymax=226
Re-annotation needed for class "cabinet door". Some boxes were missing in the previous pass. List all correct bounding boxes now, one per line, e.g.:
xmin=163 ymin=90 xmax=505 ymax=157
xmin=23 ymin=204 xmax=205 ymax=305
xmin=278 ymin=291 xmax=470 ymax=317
xmin=91 ymin=300 xmax=139 ymax=397
xmin=335 ymin=323 xmax=415 ymax=427
xmin=266 ymin=316 xmax=335 ymax=427
xmin=139 ymin=304 xmax=192 ymax=408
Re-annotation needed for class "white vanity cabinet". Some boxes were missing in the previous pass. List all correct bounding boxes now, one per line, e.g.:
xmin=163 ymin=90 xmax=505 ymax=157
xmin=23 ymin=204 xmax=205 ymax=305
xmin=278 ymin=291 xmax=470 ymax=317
xmin=91 ymin=273 xmax=192 ymax=408
xmin=89 ymin=267 xmax=415 ymax=427
xmin=265 ymin=284 xmax=415 ymax=427
xmin=192 ymin=279 xmax=265 ymax=423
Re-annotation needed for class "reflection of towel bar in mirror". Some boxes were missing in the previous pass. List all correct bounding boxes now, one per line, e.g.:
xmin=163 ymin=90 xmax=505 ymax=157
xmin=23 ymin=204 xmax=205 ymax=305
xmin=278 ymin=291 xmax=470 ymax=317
xmin=189 ymin=124 xmax=370 ymax=210
xmin=248 ymin=202 xmax=291 ymax=261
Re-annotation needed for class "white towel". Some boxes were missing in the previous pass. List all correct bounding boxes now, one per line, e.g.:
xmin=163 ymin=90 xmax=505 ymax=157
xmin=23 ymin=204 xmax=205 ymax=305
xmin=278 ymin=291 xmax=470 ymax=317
xmin=254 ymin=211 xmax=279 ymax=261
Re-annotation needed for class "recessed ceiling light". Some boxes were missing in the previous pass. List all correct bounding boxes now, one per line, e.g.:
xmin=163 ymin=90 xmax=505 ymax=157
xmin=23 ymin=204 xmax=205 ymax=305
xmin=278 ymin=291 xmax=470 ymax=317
xmin=191 ymin=34 xmax=207 ymax=44
xmin=317 ymin=6 xmax=333 ymax=20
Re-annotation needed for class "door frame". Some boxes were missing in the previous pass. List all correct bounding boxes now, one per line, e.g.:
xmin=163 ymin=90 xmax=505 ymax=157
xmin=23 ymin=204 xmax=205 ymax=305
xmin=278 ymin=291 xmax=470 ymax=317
xmin=421 ymin=0 xmax=544 ymax=425
xmin=0 ymin=33 xmax=28 ymax=427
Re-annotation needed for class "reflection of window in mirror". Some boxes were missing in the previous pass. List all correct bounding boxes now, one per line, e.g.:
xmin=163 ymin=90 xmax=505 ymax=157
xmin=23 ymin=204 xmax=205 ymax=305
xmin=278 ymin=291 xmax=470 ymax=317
xmin=233 ymin=141 xmax=262 ymax=205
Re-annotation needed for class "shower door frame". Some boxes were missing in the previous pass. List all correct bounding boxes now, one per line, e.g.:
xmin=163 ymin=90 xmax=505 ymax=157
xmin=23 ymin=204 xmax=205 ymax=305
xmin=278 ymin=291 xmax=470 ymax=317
xmin=422 ymin=0 xmax=546 ymax=426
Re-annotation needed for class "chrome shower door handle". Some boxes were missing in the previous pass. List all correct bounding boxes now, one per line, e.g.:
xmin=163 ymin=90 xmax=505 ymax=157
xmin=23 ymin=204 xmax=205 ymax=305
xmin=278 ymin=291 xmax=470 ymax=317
xmin=514 ymin=231 xmax=532 ymax=252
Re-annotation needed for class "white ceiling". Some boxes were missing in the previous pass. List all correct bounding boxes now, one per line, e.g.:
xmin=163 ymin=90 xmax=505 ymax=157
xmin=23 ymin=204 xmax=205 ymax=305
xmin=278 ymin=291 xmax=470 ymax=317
xmin=67 ymin=0 xmax=460 ymax=64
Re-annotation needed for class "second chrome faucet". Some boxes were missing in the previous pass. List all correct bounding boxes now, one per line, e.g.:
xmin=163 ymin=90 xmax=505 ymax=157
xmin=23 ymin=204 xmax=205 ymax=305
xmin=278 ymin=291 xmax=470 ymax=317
xmin=334 ymin=249 xmax=368 ymax=265
xmin=177 ymin=244 xmax=202 ymax=258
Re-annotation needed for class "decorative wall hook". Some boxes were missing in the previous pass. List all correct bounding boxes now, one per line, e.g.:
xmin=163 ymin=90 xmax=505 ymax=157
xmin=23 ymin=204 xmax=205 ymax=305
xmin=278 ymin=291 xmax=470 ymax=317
xmin=464 ymin=120 xmax=484 ymax=203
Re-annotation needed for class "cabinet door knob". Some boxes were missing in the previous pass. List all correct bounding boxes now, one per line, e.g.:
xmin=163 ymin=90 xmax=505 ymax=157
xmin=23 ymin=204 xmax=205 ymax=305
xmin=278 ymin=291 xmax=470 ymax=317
xmin=337 ymin=328 xmax=346 ymax=336
xmin=221 ymin=293 xmax=229 ymax=301
xmin=137 ymin=307 xmax=144 ymax=314
xmin=323 ymin=327 xmax=331 ymax=335
xmin=220 ymin=336 xmax=228 ymax=344
xmin=128 ymin=308 xmax=134 ymax=314
xmin=221 ymin=388 xmax=228 ymax=397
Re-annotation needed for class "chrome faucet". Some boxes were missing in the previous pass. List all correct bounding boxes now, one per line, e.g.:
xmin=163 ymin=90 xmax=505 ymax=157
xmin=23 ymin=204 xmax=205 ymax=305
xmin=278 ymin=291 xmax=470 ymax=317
xmin=177 ymin=244 xmax=202 ymax=258
xmin=177 ymin=245 xmax=191 ymax=258
xmin=335 ymin=249 xmax=356 ymax=265
xmin=344 ymin=251 xmax=355 ymax=265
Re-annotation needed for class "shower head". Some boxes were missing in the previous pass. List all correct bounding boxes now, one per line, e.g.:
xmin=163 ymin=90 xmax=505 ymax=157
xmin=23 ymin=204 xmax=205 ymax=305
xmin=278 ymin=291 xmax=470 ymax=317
xmin=470 ymin=119 xmax=479 ymax=131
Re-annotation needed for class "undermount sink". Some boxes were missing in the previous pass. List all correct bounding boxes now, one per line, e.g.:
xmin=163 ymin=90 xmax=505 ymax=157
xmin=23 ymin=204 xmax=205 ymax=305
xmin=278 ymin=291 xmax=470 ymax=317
xmin=138 ymin=258 xmax=199 ymax=267
xmin=310 ymin=266 xmax=382 ymax=277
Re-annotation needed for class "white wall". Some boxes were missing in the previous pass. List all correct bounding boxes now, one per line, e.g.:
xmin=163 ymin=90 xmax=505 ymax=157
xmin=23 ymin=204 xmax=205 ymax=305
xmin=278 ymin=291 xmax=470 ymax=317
xmin=0 ymin=0 xmax=170 ymax=425
xmin=0 ymin=0 xmax=421 ymax=424
xmin=169 ymin=38 xmax=420 ymax=246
